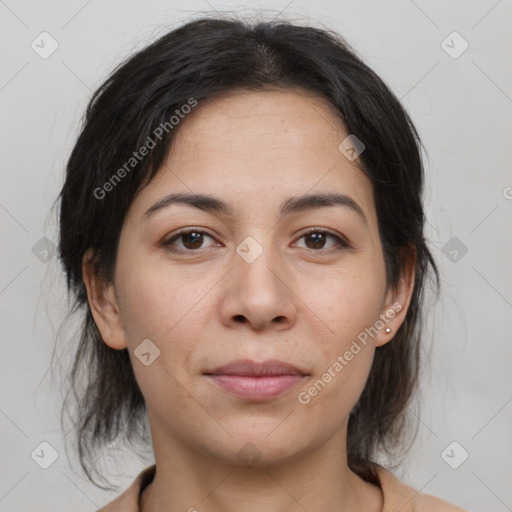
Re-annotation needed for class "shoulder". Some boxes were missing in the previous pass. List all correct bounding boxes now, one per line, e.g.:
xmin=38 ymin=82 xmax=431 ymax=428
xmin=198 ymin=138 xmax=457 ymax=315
xmin=373 ymin=464 xmax=468 ymax=512
xmin=414 ymin=491 xmax=468 ymax=511
xmin=96 ymin=464 xmax=156 ymax=512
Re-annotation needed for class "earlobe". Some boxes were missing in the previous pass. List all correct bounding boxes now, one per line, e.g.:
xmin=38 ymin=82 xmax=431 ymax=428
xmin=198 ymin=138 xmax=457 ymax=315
xmin=375 ymin=246 xmax=417 ymax=347
xmin=82 ymin=248 xmax=127 ymax=350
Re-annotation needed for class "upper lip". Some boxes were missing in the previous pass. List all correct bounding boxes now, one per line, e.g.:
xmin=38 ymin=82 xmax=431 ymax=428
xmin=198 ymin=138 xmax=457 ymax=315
xmin=204 ymin=359 xmax=308 ymax=376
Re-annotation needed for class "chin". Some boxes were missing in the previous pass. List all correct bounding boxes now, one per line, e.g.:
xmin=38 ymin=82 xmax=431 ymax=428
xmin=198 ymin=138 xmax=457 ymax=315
xmin=201 ymin=428 xmax=312 ymax=468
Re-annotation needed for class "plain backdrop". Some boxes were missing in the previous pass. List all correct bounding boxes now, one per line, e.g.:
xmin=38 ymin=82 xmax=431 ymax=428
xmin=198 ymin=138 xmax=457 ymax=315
xmin=1 ymin=1 xmax=511 ymax=511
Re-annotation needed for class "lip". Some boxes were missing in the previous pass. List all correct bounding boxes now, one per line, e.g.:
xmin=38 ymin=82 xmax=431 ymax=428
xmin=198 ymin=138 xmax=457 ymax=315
xmin=204 ymin=359 xmax=308 ymax=401
xmin=205 ymin=359 xmax=307 ymax=377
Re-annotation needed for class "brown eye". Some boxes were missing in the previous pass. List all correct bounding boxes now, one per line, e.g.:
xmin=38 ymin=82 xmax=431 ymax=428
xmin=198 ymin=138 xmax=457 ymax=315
xmin=304 ymin=232 xmax=328 ymax=249
xmin=294 ymin=229 xmax=350 ymax=252
xmin=180 ymin=231 xmax=205 ymax=249
xmin=162 ymin=229 xmax=219 ymax=252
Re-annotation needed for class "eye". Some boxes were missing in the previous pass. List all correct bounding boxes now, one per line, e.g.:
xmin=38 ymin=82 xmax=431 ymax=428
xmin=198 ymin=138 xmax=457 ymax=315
xmin=161 ymin=227 xmax=350 ymax=254
xmin=161 ymin=228 xmax=220 ymax=252
xmin=293 ymin=228 xmax=350 ymax=252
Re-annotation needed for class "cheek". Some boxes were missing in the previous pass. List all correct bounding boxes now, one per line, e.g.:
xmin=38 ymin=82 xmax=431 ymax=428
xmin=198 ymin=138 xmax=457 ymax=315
xmin=114 ymin=255 xmax=207 ymax=339
xmin=298 ymin=301 xmax=379 ymax=420
xmin=308 ymin=257 xmax=386 ymax=343
xmin=113 ymin=256 xmax=222 ymax=386
xmin=300 ymin=353 xmax=374 ymax=428
xmin=297 ymin=259 xmax=385 ymax=409
xmin=114 ymin=266 xmax=207 ymax=411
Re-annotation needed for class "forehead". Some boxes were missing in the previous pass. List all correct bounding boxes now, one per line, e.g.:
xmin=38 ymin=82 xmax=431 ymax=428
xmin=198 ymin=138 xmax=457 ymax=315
xmin=174 ymin=88 xmax=347 ymax=157
xmin=130 ymin=89 xmax=376 ymax=227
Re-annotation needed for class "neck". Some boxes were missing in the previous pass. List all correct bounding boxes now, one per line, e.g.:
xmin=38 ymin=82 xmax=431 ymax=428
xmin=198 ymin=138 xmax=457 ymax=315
xmin=140 ymin=430 xmax=382 ymax=512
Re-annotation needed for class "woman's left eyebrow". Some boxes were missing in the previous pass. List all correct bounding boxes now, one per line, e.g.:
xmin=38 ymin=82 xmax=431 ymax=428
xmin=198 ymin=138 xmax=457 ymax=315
xmin=143 ymin=191 xmax=368 ymax=227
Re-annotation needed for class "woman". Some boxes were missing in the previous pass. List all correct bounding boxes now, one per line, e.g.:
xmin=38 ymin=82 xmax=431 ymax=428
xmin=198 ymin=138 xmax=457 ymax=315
xmin=56 ymin=15 xmax=467 ymax=511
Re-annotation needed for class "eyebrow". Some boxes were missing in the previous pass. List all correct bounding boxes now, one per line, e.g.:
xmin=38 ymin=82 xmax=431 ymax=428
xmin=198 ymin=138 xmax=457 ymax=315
xmin=143 ymin=191 xmax=367 ymax=226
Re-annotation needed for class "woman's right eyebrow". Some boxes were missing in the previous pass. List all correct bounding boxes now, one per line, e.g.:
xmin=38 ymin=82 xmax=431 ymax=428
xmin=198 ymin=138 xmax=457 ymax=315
xmin=142 ymin=191 xmax=368 ymax=228
xmin=143 ymin=192 xmax=232 ymax=219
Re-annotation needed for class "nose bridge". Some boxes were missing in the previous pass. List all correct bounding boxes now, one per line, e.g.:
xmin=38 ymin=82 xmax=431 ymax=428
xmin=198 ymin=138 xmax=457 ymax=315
xmin=235 ymin=233 xmax=285 ymax=298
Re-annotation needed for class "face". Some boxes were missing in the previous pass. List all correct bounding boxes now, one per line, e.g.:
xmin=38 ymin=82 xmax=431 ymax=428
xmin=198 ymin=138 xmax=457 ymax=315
xmin=84 ymin=89 xmax=414 ymax=467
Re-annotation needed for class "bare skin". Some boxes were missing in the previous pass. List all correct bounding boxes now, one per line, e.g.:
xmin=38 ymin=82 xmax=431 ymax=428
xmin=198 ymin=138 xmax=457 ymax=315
xmin=83 ymin=88 xmax=415 ymax=512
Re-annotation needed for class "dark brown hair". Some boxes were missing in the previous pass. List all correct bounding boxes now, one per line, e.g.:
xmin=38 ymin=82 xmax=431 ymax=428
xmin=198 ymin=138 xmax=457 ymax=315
xmin=53 ymin=15 xmax=440 ymax=490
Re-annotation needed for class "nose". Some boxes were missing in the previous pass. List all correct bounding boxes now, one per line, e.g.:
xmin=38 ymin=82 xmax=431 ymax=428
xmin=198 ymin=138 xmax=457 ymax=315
xmin=219 ymin=241 xmax=297 ymax=332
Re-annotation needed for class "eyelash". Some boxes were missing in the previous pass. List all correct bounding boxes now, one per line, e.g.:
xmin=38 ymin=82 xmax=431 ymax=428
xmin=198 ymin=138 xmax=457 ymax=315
xmin=161 ymin=227 xmax=351 ymax=254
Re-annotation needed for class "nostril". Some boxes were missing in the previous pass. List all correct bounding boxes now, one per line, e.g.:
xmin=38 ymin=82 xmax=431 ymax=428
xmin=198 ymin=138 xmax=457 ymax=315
xmin=234 ymin=315 xmax=246 ymax=323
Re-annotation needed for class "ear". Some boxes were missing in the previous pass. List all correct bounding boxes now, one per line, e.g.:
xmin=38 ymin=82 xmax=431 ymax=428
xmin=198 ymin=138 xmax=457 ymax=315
xmin=82 ymin=248 xmax=127 ymax=350
xmin=375 ymin=245 xmax=416 ymax=348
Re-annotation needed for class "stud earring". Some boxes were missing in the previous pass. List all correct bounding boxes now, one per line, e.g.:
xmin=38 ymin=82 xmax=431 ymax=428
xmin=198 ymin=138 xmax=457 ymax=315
xmin=385 ymin=327 xmax=392 ymax=334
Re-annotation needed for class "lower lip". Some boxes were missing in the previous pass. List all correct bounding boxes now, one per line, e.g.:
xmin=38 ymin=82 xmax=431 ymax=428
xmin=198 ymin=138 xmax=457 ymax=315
xmin=206 ymin=374 xmax=306 ymax=400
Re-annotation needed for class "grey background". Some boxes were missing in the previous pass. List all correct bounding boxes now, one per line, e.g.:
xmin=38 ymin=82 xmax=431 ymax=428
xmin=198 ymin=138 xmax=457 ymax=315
xmin=1 ymin=1 xmax=511 ymax=510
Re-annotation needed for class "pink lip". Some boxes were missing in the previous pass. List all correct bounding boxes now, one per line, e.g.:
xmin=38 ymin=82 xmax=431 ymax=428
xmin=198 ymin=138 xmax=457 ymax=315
xmin=204 ymin=359 xmax=308 ymax=401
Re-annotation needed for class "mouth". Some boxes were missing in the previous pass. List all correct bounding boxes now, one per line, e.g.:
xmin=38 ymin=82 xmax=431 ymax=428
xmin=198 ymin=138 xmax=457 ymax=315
xmin=204 ymin=359 xmax=309 ymax=401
